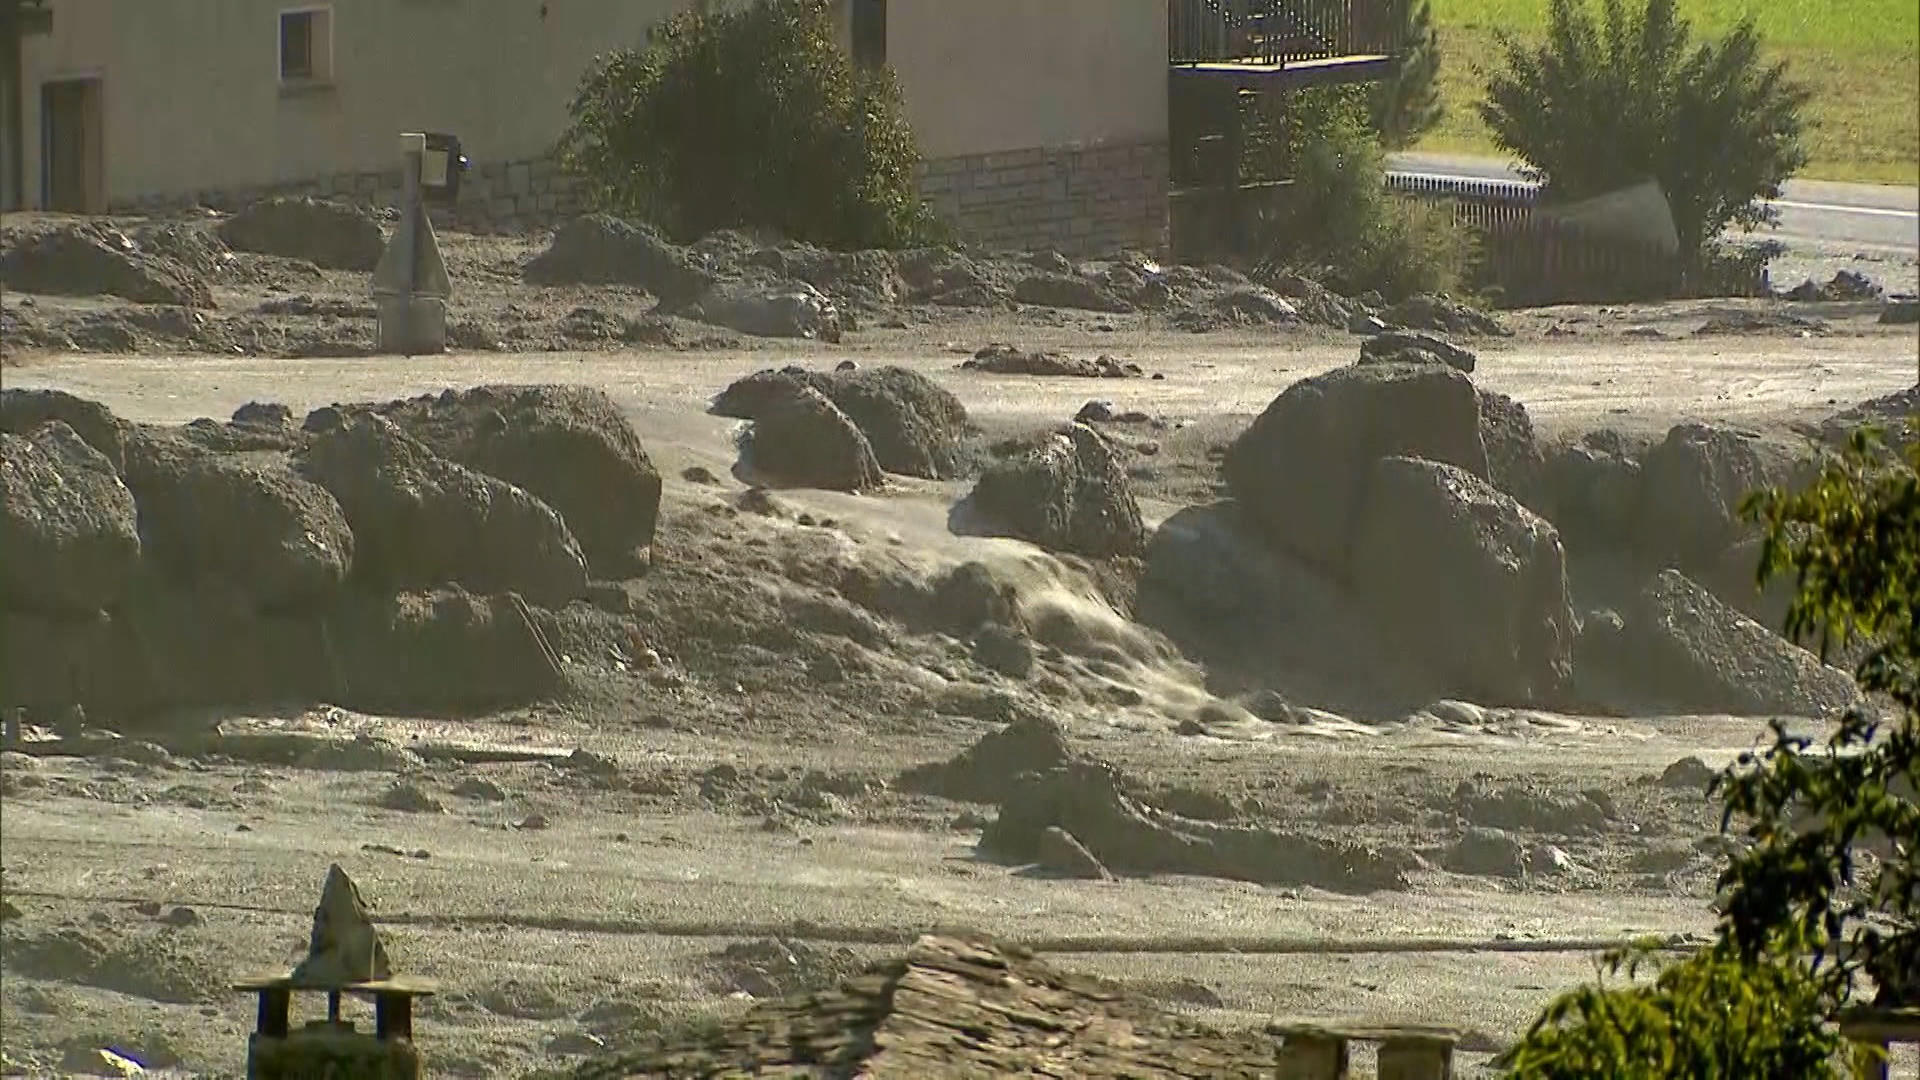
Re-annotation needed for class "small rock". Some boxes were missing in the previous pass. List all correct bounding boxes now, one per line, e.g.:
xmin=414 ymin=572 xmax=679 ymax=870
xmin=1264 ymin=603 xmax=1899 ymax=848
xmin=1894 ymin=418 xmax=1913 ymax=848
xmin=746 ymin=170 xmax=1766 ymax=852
xmin=1034 ymin=826 xmax=1112 ymax=879
xmin=59 ymin=1046 xmax=144 ymax=1078
xmin=544 ymin=1031 xmax=607 ymax=1056
xmin=681 ymin=465 xmax=720 ymax=485
xmin=376 ymin=782 xmax=444 ymax=813
xmin=452 ymin=777 xmax=508 ymax=801
xmin=160 ymin=906 xmax=202 ymax=928
xmin=1445 ymin=827 xmax=1530 ymax=878
xmin=1076 ymin=400 xmax=1116 ymax=423
xmin=834 ymin=359 xmax=858 ymax=372
xmin=971 ymin=625 xmax=1036 ymax=679
xmin=1658 ymin=755 xmax=1717 ymax=791
xmin=515 ymin=813 xmax=551 ymax=831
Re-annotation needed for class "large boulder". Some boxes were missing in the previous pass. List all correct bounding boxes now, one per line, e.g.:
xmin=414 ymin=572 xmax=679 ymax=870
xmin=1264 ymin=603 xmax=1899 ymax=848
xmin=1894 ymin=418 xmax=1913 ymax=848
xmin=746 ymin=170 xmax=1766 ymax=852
xmin=217 ymin=197 xmax=386 ymax=271
xmin=122 ymin=432 xmax=353 ymax=613
xmin=1352 ymin=457 xmax=1577 ymax=706
xmin=0 ymin=388 xmax=130 ymax=471
xmin=1532 ymin=436 xmax=1644 ymax=553
xmin=521 ymin=214 xmax=716 ymax=306
xmin=0 ymin=221 xmax=211 ymax=307
xmin=354 ymin=385 xmax=662 ymax=577
xmin=1478 ymin=389 xmax=1544 ymax=503
xmin=1224 ymin=362 xmax=1488 ymax=578
xmin=0 ymin=422 xmax=142 ymax=615
xmin=712 ymin=366 xmax=971 ymax=479
xmin=327 ymin=588 xmax=569 ymax=714
xmin=1582 ymin=569 xmax=1859 ymax=717
xmin=965 ymin=424 xmax=1147 ymax=558
xmin=739 ymin=385 xmax=884 ymax=492
xmin=299 ymin=414 xmax=589 ymax=606
xmin=1637 ymin=422 xmax=1809 ymax=568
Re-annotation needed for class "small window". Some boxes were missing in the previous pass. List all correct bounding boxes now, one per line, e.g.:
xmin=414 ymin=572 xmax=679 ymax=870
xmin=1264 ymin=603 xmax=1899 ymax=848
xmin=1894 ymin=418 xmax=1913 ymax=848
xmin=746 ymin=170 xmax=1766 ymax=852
xmin=279 ymin=8 xmax=332 ymax=83
xmin=851 ymin=0 xmax=886 ymax=70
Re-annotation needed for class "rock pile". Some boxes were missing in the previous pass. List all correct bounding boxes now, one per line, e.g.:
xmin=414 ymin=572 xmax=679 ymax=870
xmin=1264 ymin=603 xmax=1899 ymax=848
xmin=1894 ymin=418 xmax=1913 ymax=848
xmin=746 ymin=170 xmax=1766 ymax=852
xmin=713 ymin=365 xmax=974 ymax=481
xmin=963 ymin=424 xmax=1148 ymax=558
xmin=561 ymin=935 xmax=1281 ymax=1079
xmin=0 ymin=384 xmax=658 ymax=725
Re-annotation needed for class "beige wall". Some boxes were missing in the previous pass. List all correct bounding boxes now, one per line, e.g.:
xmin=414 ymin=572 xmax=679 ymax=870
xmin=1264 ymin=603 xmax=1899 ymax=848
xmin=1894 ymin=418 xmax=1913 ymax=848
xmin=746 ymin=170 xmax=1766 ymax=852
xmin=19 ymin=0 xmax=675 ymax=207
xmin=886 ymin=0 xmax=1168 ymax=159
xmin=16 ymin=0 xmax=1170 ymax=209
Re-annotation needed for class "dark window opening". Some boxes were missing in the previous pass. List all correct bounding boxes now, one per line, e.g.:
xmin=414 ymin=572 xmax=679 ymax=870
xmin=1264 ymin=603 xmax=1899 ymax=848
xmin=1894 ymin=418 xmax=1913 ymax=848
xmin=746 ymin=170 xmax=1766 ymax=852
xmin=851 ymin=0 xmax=886 ymax=70
xmin=280 ymin=12 xmax=315 ymax=80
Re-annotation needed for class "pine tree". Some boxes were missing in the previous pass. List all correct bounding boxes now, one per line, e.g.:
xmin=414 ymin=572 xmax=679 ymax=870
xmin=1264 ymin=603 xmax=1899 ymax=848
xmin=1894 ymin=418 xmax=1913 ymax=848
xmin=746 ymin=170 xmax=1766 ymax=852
xmin=1370 ymin=0 xmax=1444 ymax=150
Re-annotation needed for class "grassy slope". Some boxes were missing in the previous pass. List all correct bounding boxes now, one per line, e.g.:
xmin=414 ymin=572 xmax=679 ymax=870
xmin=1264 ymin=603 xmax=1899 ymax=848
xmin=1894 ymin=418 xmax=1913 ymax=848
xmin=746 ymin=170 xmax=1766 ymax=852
xmin=1419 ymin=0 xmax=1920 ymax=185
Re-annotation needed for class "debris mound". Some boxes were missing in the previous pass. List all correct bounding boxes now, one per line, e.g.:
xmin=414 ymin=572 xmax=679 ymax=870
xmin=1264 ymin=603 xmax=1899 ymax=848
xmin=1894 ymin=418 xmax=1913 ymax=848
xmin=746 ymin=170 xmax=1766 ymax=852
xmin=712 ymin=365 xmax=972 ymax=479
xmin=1783 ymin=270 xmax=1881 ymax=302
xmin=1384 ymin=293 xmax=1510 ymax=337
xmin=218 ymin=197 xmax=386 ymax=272
xmin=1477 ymin=389 xmax=1544 ymax=500
xmin=895 ymin=714 xmax=1073 ymax=803
xmin=522 ymin=214 xmax=716 ymax=307
xmin=1012 ymin=272 xmax=1134 ymax=313
xmin=353 ymin=385 xmax=663 ymax=576
xmin=981 ymin=760 xmax=1411 ymax=893
xmin=564 ymin=935 xmax=1278 ymax=1079
xmin=0 ymin=421 xmax=142 ymax=615
xmin=1636 ymin=421 xmax=1807 ymax=568
xmin=300 ymin=413 xmax=590 ymax=606
xmin=689 ymin=278 xmax=843 ymax=342
xmin=963 ymin=344 xmax=1144 ymax=378
xmin=964 ymin=423 xmax=1147 ymax=557
xmin=739 ymin=385 xmax=885 ymax=492
xmin=0 ymin=220 xmax=211 ymax=307
xmin=1358 ymin=330 xmax=1476 ymax=373
xmin=0 ymin=388 xmax=131 ymax=471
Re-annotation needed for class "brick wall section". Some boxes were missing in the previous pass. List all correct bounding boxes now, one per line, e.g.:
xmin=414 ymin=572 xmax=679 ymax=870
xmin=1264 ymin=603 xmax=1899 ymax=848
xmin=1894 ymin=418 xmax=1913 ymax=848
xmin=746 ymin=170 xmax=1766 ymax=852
xmin=915 ymin=140 xmax=1170 ymax=257
xmin=110 ymin=139 xmax=1173 ymax=256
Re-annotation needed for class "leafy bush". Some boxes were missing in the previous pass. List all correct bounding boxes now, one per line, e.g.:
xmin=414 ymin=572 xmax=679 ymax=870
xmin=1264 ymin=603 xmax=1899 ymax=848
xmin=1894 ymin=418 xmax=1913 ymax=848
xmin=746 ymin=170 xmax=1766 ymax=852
xmin=1369 ymin=0 xmax=1444 ymax=150
xmin=1497 ymin=944 xmax=1843 ymax=1079
xmin=1251 ymin=88 xmax=1476 ymax=302
xmin=1502 ymin=425 xmax=1917 ymax=1077
xmin=1477 ymin=0 xmax=1812 ymax=260
xmin=557 ymin=0 xmax=939 ymax=249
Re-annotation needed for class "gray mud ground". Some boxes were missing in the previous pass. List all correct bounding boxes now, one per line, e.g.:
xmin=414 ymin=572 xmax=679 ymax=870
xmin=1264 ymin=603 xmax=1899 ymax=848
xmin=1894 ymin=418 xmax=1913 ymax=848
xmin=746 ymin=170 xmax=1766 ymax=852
xmin=2 ymin=219 xmax=1918 ymax=1079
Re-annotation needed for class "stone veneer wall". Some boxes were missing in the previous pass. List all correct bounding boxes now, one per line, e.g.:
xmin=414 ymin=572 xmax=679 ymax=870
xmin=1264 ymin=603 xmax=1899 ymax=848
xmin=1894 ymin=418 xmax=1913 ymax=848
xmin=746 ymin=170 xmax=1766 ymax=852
xmin=110 ymin=138 xmax=1172 ymax=256
xmin=915 ymin=139 xmax=1170 ymax=257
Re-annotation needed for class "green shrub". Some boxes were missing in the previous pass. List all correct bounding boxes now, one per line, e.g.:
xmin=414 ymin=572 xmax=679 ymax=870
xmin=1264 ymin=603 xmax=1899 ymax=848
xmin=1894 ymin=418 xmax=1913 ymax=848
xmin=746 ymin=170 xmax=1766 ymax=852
xmin=1252 ymin=88 xmax=1476 ymax=302
xmin=1477 ymin=0 xmax=1812 ymax=261
xmin=557 ymin=0 xmax=939 ymax=249
xmin=1497 ymin=944 xmax=1844 ymax=1079
xmin=1369 ymin=0 xmax=1445 ymax=150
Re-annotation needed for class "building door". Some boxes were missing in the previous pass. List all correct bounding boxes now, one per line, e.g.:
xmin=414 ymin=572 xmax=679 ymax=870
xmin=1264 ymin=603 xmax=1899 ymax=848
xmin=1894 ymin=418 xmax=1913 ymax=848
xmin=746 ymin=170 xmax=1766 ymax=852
xmin=41 ymin=77 xmax=103 ymax=212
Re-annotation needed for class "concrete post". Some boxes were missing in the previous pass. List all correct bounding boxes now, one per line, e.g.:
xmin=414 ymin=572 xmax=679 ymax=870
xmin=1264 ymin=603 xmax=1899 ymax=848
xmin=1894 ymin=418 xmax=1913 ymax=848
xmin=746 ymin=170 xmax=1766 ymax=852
xmin=371 ymin=132 xmax=452 ymax=356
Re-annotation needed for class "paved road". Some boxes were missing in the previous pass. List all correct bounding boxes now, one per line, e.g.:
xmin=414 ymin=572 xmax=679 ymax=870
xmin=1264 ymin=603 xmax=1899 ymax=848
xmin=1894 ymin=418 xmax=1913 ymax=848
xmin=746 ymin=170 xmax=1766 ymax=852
xmin=1389 ymin=151 xmax=1920 ymax=258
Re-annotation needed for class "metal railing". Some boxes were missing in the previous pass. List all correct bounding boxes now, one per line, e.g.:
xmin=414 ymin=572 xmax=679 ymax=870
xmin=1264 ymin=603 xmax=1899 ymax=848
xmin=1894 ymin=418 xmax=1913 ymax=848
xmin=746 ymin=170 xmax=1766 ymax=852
xmin=1170 ymin=0 xmax=1405 ymax=66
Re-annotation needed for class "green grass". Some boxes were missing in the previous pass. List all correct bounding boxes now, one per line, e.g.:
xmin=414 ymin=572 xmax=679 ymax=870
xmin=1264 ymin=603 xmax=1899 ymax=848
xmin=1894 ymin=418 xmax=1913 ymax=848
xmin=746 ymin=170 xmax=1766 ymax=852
xmin=1420 ymin=0 xmax=1920 ymax=185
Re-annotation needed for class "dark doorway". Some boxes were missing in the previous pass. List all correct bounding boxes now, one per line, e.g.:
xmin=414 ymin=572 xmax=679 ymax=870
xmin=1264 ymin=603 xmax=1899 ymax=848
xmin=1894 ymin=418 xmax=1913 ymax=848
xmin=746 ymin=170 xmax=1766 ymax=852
xmin=41 ymin=77 xmax=102 ymax=212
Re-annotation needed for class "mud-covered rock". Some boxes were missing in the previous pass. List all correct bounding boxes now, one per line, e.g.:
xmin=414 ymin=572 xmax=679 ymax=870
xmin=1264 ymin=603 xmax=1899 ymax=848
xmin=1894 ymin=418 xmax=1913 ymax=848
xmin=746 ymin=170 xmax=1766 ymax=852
xmin=218 ymin=197 xmax=385 ymax=272
xmin=963 ymin=345 xmax=1144 ymax=379
xmin=965 ymin=424 xmax=1146 ymax=558
xmin=1444 ymin=828 xmax=1529 ymax=878
xmin=0 ymin=389 xmax=130 ymax=471
xmin=0 ymin=423 xmax=142 ymax=615
xmin=300 ymin=414 xmax=588 ymax=606
xmin=740 ymin=385 xmax=884 ymax=492
xmin=928 ymin=561 xmax=1020 ymax=633
xmin=1225 ymin=362 xmax=1489 ymax=578
xmin=1533 ymin=436 xmax=1645 ymax=552
xmin=896 ymin=714 xmax=1074 ymax=804
xmin=1637 ymin=421 xmax=1808 ymax=567
xmin=1384 ymin=293 xmax=1510 ymax=337
xmin=1586 ymin=569 xmax=1859 ymax=717
xmin=328 ymin=588 xmax=568 ymax=714
xmin=1478 ymin=389 xmax=1545 ymax=502
xmin=979 ymin=760 xmax=1411 ymax=893
xmin=712 ymin=366 xmax=971 ymax=479
xmin=1353 ymin=457 xmax=1577 ymax=706
xmin=1012 ymin=273 xmax=1133 ymax=314
xmin=1358 ymin=330 xmax=1476 ymax=373
xmin=691 ymin=279 xmax=843 ymax=342
xmin=523 ymin=214 xmax=717 ymax=307
xmin=0 ymin=221 xmax=212 ymax=307
xmin=357 ymin=385 xmax=663 ymax=577
xmin=121 ymin=432 xmax=352 ymax=613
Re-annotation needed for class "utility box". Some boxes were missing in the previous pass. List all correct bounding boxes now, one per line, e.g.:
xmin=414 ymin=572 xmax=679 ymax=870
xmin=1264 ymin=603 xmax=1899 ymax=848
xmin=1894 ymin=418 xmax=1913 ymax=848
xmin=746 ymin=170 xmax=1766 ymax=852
xmin=421 ymin=132 xmax=468 ymax=207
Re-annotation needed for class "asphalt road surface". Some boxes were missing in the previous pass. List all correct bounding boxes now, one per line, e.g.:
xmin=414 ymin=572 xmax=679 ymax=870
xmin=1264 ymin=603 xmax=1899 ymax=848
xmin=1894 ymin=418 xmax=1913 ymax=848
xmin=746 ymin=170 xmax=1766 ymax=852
xmin=1389 ymin=151 xmax=1920 ymax=260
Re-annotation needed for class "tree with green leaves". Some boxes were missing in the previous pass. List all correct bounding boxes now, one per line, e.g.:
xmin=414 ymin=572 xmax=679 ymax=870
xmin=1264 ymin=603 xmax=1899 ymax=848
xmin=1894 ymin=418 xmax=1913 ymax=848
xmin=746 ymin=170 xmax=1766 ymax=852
xmin=557 ymin=0 xmax=938 ymax=250
xmin=1369 ymin=0 xmax=1443 ymax=151
xmin=1477 ymin=0 xmax=1812 ymax=262
xmin=1501 ymin=421 xmax=1918 ymax=1077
